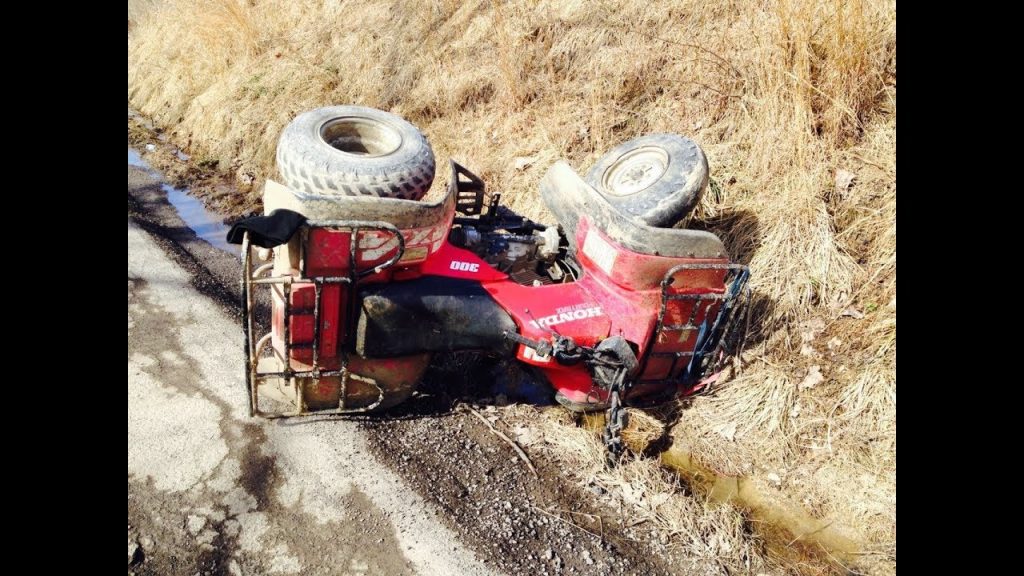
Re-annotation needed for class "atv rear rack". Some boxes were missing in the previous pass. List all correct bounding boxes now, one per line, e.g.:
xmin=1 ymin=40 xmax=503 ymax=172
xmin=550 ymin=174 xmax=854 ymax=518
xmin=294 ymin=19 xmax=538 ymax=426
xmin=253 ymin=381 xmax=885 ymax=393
xmin=638 ymin=262 xmax=750 ymax=394
xmin=241 ymin=220 xmax=406 ymax=418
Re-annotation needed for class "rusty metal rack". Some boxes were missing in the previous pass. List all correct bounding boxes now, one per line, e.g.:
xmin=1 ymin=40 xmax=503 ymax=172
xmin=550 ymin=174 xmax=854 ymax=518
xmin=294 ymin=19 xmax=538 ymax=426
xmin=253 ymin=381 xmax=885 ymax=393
xmin=241 ymin=220 xmax=405 ymax=418
xmin=638 ymin=262 xmax=750 ymax=390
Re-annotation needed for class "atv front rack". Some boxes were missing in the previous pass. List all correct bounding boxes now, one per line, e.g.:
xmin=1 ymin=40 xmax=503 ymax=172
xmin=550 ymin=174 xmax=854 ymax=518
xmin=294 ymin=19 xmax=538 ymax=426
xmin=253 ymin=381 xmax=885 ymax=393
xmin=241 ymin=220 xmax=406 ymax=418
xmin=638 ymin=262 xmax=750 ymax=394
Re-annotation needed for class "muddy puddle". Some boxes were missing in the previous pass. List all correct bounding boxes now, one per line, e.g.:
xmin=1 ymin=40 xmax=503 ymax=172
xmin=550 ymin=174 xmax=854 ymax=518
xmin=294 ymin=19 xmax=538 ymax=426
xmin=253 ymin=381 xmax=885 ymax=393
xmin=128 ymin=147 xmax=238 ymax=255
xmin=659 ymin=444 xmax=860 ymax=568
xmin=582 ymin=411 xmax=861 ymax=571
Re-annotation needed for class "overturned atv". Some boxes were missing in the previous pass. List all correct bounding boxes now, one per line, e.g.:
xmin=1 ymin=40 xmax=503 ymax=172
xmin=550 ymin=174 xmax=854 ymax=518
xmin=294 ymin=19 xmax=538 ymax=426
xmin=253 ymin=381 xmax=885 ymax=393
xmin=232 ymin=106 xmax=749 ymax=463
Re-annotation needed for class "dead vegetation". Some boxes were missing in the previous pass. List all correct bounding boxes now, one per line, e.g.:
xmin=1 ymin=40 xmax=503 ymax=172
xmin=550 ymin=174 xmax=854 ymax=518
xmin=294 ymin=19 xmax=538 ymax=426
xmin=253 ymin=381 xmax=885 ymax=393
xmin=129 ymin=1 xmax=896 ymax=573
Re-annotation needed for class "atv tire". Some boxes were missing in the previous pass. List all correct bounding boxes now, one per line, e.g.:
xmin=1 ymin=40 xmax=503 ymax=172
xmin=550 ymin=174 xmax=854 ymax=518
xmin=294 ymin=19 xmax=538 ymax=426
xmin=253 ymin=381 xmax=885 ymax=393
xmin=276 ymin=106 xmax=435 ymax=200
xmin=585 ymin=134 xmax=708 ymax=228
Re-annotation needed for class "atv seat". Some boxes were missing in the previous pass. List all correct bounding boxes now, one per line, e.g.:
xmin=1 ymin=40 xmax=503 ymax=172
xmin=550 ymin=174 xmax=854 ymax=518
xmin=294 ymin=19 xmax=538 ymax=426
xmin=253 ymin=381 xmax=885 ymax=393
xmin=539 ymin=161 xmax=726 ymax=259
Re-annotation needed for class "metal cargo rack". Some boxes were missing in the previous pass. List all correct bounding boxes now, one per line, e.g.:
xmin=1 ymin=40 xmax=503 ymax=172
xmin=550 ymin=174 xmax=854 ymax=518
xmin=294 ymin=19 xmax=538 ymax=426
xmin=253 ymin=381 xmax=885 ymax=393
xmin=240 ymin=220 xmax=406 ymax=418
xmin=637 ymin=262 xmax=750 ymax=391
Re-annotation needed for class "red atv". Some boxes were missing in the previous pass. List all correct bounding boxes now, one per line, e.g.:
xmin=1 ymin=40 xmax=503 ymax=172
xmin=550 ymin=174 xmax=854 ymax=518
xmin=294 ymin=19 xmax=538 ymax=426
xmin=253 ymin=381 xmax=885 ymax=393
xmin=233 ymin=106 xmax=748 ymax=459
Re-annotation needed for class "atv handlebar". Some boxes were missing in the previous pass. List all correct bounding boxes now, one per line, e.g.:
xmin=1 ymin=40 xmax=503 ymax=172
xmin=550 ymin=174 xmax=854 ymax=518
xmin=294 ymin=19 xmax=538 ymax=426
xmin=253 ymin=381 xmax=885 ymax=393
xmin=502 ymin=331 xmax=553 ymax=357
xmin=501 ymin=332 xmax=595 ymax=368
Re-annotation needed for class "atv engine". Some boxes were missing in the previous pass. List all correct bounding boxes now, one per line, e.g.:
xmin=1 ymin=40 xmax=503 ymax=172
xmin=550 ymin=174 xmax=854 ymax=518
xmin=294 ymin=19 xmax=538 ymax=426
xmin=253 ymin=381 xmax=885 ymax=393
xmin=449 ymin=206 xmax=574 ymax=285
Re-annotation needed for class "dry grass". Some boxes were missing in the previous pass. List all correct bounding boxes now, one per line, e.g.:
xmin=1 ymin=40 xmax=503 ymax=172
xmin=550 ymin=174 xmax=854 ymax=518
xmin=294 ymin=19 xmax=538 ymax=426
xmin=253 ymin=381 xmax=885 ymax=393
xmin=508 ymin=405 xmax=766 ymax=574
xmin=129 ymin=1 xmax=896 ymax=573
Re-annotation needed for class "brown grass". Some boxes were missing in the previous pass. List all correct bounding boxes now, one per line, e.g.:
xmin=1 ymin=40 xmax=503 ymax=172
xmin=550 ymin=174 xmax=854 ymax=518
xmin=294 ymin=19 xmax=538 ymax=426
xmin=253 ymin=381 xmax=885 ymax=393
xmin=129 ymin=1 xmax=896 ymax=573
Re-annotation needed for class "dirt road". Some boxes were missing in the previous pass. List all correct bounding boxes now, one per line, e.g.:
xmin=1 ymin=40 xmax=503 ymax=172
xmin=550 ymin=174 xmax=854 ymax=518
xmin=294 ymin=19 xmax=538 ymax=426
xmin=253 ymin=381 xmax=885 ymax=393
xmin=128 ymin=162 xmax=497 ymax=576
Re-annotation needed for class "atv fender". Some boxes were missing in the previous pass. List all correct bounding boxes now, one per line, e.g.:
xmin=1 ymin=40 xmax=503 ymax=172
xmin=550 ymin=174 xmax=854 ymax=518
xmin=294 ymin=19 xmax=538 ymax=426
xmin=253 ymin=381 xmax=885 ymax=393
xmin=539 ymin=161 xmax=726 ymax=259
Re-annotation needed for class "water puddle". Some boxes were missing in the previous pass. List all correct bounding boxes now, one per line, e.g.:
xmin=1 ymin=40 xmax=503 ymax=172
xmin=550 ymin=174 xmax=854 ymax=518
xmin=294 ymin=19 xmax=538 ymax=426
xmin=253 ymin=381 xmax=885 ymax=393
xmin=128 ymin=147 xmax=146 ymax=168
xmin=128 ymin=147 xmax=238 ymax=255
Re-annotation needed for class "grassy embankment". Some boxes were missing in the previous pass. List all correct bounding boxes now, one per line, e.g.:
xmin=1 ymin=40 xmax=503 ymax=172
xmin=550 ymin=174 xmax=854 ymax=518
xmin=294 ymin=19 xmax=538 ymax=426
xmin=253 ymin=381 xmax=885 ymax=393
xmin=129 ymin=1 xmax=895 ymax=573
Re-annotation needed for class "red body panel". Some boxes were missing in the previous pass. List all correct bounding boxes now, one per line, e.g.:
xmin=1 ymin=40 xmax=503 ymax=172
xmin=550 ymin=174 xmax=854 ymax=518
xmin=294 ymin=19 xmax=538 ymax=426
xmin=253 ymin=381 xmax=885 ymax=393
xmin=273 ymin=221 xmax=454 ymax=369
xmin=411 ymin=216 xmax=730 ymax=404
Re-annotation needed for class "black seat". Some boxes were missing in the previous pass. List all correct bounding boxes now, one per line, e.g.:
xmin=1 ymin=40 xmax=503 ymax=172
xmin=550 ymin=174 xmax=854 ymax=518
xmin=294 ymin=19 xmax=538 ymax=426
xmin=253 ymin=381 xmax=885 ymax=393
xmin=355 ymin=277 xmax=517 ymax=358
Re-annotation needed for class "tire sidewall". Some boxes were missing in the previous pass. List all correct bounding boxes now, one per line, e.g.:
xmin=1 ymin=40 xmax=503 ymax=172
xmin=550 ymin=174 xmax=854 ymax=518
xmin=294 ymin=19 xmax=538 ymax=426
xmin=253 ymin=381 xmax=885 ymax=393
xmin=276 ymin=105 xmax=435 ymax=200
xmin=585 ymin=134 xmax=708 ymax=228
